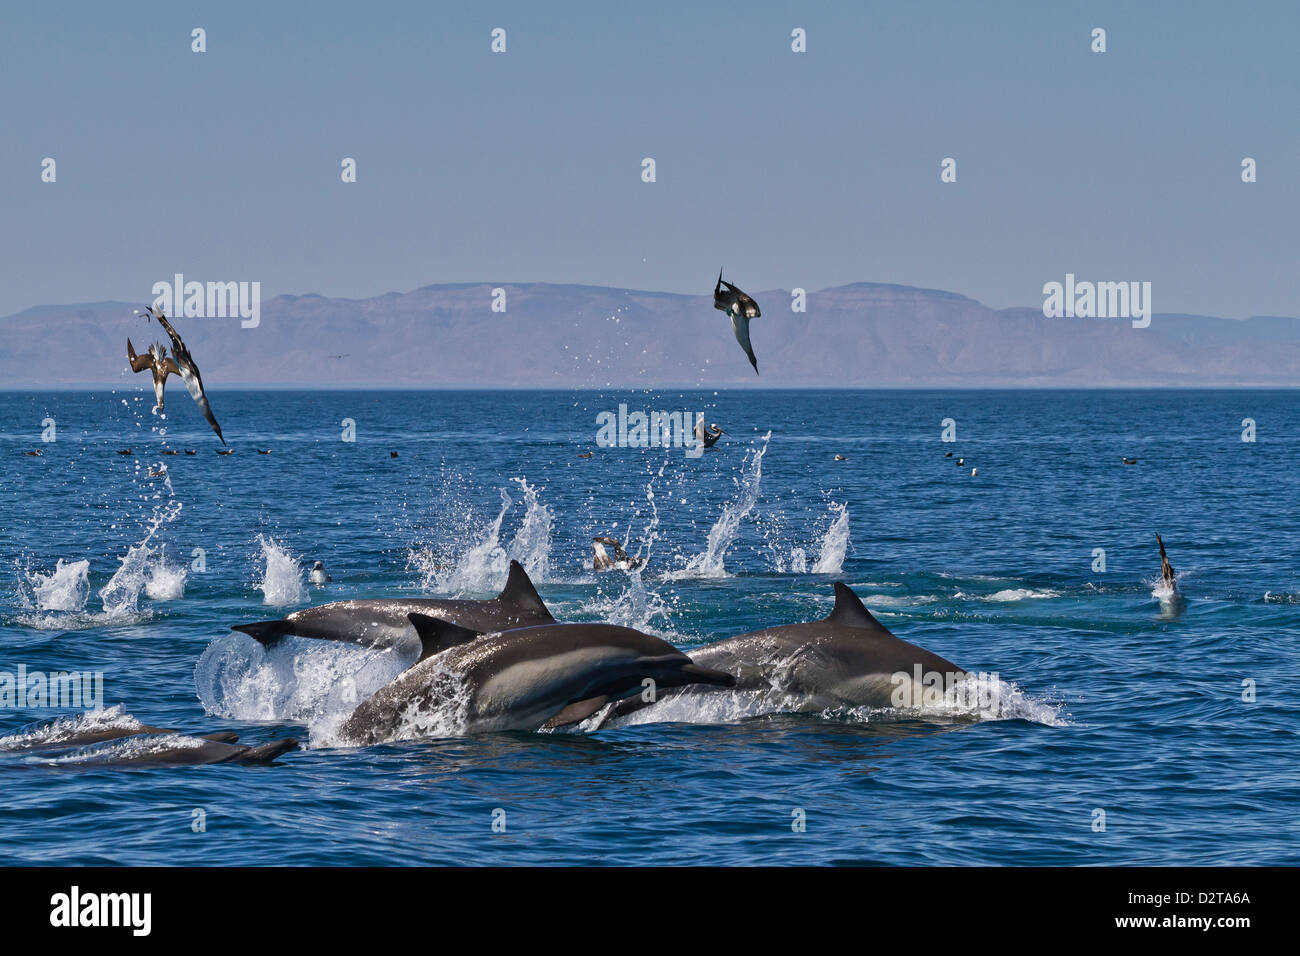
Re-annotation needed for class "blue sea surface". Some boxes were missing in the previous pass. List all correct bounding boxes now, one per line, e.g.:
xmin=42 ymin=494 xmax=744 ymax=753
xmin=0 ymin=388 xmax=1296 ymax=865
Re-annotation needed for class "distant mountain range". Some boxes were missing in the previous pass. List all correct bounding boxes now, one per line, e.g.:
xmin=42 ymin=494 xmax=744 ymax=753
xmin=3 ymin=281 xmax=1298 ymax=388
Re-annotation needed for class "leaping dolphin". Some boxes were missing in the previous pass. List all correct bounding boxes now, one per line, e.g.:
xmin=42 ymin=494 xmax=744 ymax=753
xmin=231 ymin=560 xmax=555 ymax=660
xmin=337 ymin=618 xmax=736 ymax=742
xmin=713 ymin=269 xmax=761 ymax=374
xmin=126 ymin=339 xmax=180 ymax=411
xmin=136 ymin=306 xmax=225 ymax=444
xmin=592 ymin=581 xmax=967 ymax=728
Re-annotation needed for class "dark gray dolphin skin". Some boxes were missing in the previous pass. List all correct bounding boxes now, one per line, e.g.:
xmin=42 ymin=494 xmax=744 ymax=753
xmin=137 ymin=306 xmax=225 ymax=444
xmin=231 ymin=560 xmax=555 ymax=660
xmin=58 ymin=735 xmax=298 ymax=767
xmin=0 ymin=720 xmax=178 ymax=753
xmin=1155 ymin=532 xmax=1176 ymax=593
xmin=593 ymin=582 xmax=966 ymax=728
xmin=713 ymin=269 xmax=761 ymax=374
xmin=337 ymin=618 xmax=736 ymax=742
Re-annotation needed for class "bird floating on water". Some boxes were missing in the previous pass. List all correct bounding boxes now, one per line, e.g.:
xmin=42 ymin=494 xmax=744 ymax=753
xmin=592 ymin=537 xmax=644 ymax=572
xmin=694 ymin=420 xmax=725 ymax=449
xmin=309 ymin=561 xmax=332 ymax=585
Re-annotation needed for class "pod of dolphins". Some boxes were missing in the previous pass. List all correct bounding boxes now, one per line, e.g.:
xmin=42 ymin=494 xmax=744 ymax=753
xmin=227 ymin=560 xmax=969 ymax=746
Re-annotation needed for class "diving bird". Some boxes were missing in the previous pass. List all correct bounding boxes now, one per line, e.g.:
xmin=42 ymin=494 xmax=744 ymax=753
xmin=126 ymin=339 xmax=180 ymax=411
xmin=136 ymin=306 xmax=225 ymax=444
xmin=592 ymin=537 xmax=644 ymax=572
xmin=713 ymin=269 xmax=761 ymax=374
xmin=308 ymin=561 xmax=331 ymax=585
xmin=1155 ymin=532 xmax=1177 ymax=595
xmin=23 ymin=450 xmax=42 ymax=457
xmin=231 ymin=560 xmax=555 ymax=660
xmin=591 ymin=581 xmax=968 ymax=728
xmin=694 ymin=420 xmax=725 ymax=449
xmin=1122 ymin=457 xmax=1139 ymax=465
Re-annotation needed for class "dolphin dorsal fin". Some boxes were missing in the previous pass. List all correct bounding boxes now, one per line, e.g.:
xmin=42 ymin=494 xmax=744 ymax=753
xmin=828 ymin=582 xmax=880 ymax=629
xmin=407 ymin=614 xmax=484 ymax=660
xmin=498 ymin=560 xmax=555 ymax=622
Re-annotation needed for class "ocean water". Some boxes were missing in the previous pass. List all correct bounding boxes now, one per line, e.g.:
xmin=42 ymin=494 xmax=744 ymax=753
xmin=0 ymin=388 xmax=1296 ymax=865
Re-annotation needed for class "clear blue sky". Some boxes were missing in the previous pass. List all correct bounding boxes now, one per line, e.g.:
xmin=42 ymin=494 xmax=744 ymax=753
xmin=1 ymin=0 xmax=1296 ymax=319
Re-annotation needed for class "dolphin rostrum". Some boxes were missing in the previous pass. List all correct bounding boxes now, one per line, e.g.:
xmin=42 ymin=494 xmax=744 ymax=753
xmin=231 ymin=560 xmax=555 ymax=660
xmin=593 ymin=582 xmax=967 ymax=727
xmin=713 ymin=269 xmax=761 ymax=374
xmin=337 ymin=619 xmax=736 ymax=742
xmin=137 ymin=306 xmax=225 ymax=444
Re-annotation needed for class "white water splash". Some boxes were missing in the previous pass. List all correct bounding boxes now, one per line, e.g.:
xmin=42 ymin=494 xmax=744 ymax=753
xmin=98 ymin=500 xmax=182 ymax=619
xmin=195 ymin=633 xmax=418 ymax=729
xmin=410 ymin=478 xmax=553 ymax=594
xmin=312 ymin=661 xmax=473 ymax=748
xmin=811 ymin=502 xmax=850 ymax=574
xmin=670 ymin=432 xmax=770 ymax=579
xmin=144 ymin=546 xmax=187 ymax=601
xmin=603 ymin=673 xmax=1067 ymax=729
xmin=954 ymin=587 xmax=1060 ymax=602
xmin=0 ymin=704 xmax=135 ymax=751
xmin=255 ymin=535 xmax=308 ymax=606
xmin=22 ymin=559 xmax=91 ymax=612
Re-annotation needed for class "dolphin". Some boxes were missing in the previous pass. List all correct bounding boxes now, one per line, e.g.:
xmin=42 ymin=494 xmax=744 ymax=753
xmin=126 ymin=339 xmax=180 ymax=410
xmin=337 ymin=618 xmax=736 ymax=742
xmin=137 ymin=306 xmax=225 ymax=443
xmin=43 ymin=734 xmax=298 ymax=767
xmin=231 ymin=560 xmax=555 ymax=660
xmin=713 ymin=269 xmax=761 ymax=374
xmin=0 ymin=718 xmax=177 ymax=753
xmin=592 ymin=582 xmax=967 ymax=728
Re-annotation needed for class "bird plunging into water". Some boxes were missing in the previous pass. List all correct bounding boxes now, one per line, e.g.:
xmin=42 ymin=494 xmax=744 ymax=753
xmin=135 ymin=306 xmax=225 ymax=444
xmin=713 ymin=269 xmax=761 ymax=374
xmin=126 ymin=339 xmax=180 ymax=411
